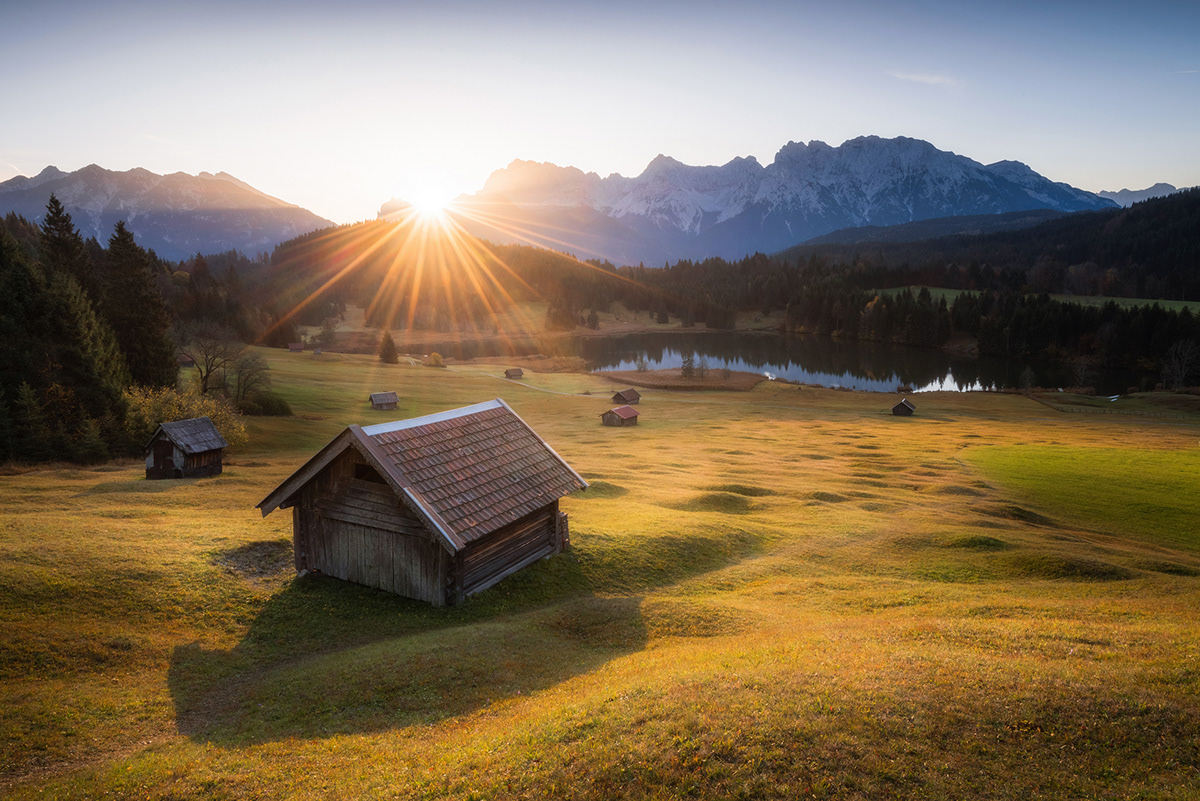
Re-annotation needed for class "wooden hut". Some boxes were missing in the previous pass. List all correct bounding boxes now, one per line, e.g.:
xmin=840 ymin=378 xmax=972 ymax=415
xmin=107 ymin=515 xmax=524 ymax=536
xmin=256 ymin=399 xmax=587 ymax=606
xmin=601 ymin=405 xmax=640 ymax=427
xmin=288 ymin=342 xmax=304 ymax=352
xmin=612 ymin=388 xmax=641 ymax=404
xmin=505 ymin=368 xmax=524 ymax=379
xmin=369 ymin=391 xmax=399 ymax=410
xmin=892 ymin=397 xmax=916 ymax=416
xmin=145 ymin=417 xmax=228 ymax=480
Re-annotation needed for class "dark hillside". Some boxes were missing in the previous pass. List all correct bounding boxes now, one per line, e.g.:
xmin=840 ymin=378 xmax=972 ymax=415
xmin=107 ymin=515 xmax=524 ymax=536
xmin=781 ymin=188 xmax=1200 ymax=300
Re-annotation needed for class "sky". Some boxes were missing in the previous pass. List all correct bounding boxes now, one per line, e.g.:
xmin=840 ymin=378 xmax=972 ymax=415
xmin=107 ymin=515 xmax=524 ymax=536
xmin=2 ymin=0 xmax=1197 ymax=225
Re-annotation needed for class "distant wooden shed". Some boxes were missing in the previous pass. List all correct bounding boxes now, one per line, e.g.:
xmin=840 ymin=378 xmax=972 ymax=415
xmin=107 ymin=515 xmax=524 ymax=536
xmin=369 ymin=391 xmax=399 ymax=410
xmin=612 ymin=388 xmax=641 ymax=404
xmin=601 ymin=405 xmax=640 ymax=427
xmin=892 ymin=397 xmax=916 ymax=416
xmin=505 ymin=368 xmax=524 ymax=379
xmin=257 ymin=399 xmax=587 ymax=606
xmin=288 ymin=342 xmax=304 ymax=352
xmin=145 ymin=417 xmax=229 ymax=480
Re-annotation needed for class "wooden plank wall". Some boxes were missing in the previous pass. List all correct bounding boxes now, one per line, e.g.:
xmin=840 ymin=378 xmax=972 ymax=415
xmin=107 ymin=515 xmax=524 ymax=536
xmin=459 ymin=502 xmax=558 ymax=598
xmin=294 ymin=450 xmax=450 ymax=604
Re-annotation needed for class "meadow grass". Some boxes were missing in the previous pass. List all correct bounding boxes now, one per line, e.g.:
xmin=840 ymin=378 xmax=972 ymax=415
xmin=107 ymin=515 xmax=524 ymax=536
xmin=3 ymin=347 xmax=1199 ymax=799
xmin=879 ymin=285 xmax=1200 ymax=314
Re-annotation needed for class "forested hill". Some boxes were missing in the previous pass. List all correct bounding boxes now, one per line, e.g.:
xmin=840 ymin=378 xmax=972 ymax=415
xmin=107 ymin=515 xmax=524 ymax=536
xmin=779 ymin=188 xmax=1200 ymax=301
xmin=263 ymin=218 xmax=621 ymax=331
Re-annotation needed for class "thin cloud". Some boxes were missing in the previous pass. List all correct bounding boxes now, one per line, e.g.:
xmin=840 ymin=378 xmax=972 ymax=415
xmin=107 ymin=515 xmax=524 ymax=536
xmin=1173 ymin=69 xmax=1198 ymax=74
xmin=889 ymin=71 xmax=964 ymax=90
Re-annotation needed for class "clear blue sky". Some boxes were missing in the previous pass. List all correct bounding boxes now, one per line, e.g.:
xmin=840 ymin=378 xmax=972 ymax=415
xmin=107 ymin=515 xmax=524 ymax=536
xmin=2 ymin=0 xmax=1197 ymax=224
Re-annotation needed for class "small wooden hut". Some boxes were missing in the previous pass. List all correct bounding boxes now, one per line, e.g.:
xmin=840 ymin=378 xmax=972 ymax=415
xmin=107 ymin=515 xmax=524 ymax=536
xmin=505 ymin=368 xmax=524 ymax=379
xmin=612 ymin=388 xmax=641 ymax=404
xmin=369 ymin=391 xmax=399 ymax=410
xmin=145 ymin=417 xmax=228 ymax=480
xmin=288 ymin=342 xmax=304 ymax=352
xmin=892 ymin=398 xmax=916 ymax=416
xmin=257 ymin=399 xmax=587 ymax=606
xmin=601 ymin=405 xmax=640 ymax=427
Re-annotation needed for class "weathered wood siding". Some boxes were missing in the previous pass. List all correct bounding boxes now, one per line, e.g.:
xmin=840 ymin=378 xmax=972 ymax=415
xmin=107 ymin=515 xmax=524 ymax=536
xmin=293 ymin=450 xmax=450 ymax=605
xmin=457 ymin=500 xmax=560 ymax=600
xmin=145 ymin=434 xmax=223 ymax=479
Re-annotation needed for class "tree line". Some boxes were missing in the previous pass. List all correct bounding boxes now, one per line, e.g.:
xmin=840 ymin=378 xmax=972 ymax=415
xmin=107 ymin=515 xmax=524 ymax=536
xmin=1 ymin=197 xmax=283 ymax=464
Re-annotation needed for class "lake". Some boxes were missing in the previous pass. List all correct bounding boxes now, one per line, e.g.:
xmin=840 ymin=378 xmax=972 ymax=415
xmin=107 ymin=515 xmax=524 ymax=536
xmin=413 ymin=331 xmax=1154 ymax=395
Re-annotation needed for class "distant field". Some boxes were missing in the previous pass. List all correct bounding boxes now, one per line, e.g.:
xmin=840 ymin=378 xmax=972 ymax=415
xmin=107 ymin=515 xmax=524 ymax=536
xmin=964 ymin=446 xmax=1200 ymax=553
xmin=4 ymin=349 xmax=1199 ymax=799
xmin=876 ymin=285 xmax=1200 ymax=313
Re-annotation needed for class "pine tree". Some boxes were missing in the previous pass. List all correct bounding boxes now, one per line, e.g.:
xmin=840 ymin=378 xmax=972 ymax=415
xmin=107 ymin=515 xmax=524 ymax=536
xmin=378 ymin=330 xmax=399 ymax=364
xmin=38 ymin=194 xmax=97 ymax=299
xmin=102 ymin=221 xmax=178 ymax=387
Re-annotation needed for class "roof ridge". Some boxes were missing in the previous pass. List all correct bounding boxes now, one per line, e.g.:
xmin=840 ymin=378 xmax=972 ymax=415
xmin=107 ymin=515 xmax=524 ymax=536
xmin=361 ymin=399 xmax=503 ymax=436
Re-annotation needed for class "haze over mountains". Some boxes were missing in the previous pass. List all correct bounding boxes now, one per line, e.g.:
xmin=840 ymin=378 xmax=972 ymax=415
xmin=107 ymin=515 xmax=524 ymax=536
xmin=389 ymin=136 xmax=1120 ymax=266
xmin=0 ymin=165 xmax=333 ymax=261
xmin=1096 ymin=183 xmax=1188 ymax=207
xmin=3 ymin=136 xmax=1184 ymax=268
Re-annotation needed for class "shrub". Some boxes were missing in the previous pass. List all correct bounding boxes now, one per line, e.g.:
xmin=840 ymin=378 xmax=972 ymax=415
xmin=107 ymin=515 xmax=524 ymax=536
xmin=123 ymin=386 xmax=247 ymax=449
xmin=424 ymin=352 xmax=445 ymax=368
xmin=239 ymin=391 xmax=293 ymax=417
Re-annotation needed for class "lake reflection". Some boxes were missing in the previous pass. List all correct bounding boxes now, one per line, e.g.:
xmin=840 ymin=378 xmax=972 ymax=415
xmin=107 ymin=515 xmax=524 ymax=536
xmin=409 ymin=331 xmax=1149 ymax=394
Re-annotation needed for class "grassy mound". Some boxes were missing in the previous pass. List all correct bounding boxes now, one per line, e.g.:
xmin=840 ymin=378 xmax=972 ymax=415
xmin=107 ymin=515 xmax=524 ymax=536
xmin=945 ymin=534 xmax=1011 ymax=551
xmin=702 ymin=483 xmax=776 ymax=497
xmin=665 ymin=492 xmax=753 ymax=514
xmin=1004 ymin=553 xmax=1134 ymax=582
xmin=578 ymin=480 xmax=629 ymax=499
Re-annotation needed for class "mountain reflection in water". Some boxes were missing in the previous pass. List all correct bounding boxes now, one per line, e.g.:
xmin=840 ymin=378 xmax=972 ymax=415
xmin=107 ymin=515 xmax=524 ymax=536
xmin=410 ymin=332 xmax=1151 ymax=395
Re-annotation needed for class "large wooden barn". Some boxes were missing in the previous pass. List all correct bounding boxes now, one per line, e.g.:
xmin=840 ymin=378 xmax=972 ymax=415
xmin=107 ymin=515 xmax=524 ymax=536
xmin=145 ymin=417 xmax=228 ymax=480
xmin=257 ymin=399 xmax=588 ymax=606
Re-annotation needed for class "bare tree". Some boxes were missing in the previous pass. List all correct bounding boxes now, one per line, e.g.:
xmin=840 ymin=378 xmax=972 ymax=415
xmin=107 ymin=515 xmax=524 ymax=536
xmin=231 ymin=351 xmax=271 ymax=403
xmin=175 ymin=320 xmax=245 ymax=395
xmin=1072 ymin=354 xmax=1098 ymax=388
xmin=1162 ymin=340 xmax=1199 ymax=389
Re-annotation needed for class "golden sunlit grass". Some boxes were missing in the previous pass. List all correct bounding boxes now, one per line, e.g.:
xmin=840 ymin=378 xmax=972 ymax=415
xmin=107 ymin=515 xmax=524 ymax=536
xmin=3 ymin=350 xmax=1200 ymax=798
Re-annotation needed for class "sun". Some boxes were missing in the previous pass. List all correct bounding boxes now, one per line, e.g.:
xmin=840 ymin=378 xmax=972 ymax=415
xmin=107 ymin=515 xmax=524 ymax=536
xmin=403 ymin=179 xmax=459 ymax=224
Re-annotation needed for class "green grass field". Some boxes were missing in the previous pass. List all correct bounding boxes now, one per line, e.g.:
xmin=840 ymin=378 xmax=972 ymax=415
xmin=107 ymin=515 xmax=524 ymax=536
xmin=3 ymin=348 xmax=1199 ymax=799
xmin=878 ymin=285 xmax=1200 ymax=314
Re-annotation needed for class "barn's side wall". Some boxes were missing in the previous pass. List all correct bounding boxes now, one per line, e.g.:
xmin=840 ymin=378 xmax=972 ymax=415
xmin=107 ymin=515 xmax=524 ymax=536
xmin=182 ymin=449 xmax=223 ymax=478
xmin=456 ymin=500 xmax=561 ymax=602
xmin=292 ymin=449 xmax=450 ymax=605
xmin=145 ymin=433 xmax=223 ymax=479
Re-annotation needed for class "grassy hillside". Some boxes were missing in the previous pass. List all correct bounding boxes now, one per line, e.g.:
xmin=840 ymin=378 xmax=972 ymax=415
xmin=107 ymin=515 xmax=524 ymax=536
xmin=3 ymin=349 xmax=1199 ymax=799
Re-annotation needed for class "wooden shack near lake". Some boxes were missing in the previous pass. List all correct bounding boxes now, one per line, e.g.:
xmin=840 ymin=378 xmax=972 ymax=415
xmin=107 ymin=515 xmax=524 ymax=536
xmin=892 ymin=397 xmax=916 ymax=416
xmin=369 ymin=391 xmax=399 ymax=410
xmin=505 ymin=368 xmax=524 ymax=379
xmin=257 ymin=399 xmax=587 ymax=606
xmin=612 ymin=388 xmax=641 ymax=404
xmin=145 ymin=417 xmax=228 ymax=480
xmin=601 ymin=405 xmax=640 ymax=427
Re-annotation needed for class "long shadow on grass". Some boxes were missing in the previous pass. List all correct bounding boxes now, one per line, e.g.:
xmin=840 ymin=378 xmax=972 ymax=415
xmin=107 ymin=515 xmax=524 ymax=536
xmin=168 ymin=574 xmax=647 ymax=745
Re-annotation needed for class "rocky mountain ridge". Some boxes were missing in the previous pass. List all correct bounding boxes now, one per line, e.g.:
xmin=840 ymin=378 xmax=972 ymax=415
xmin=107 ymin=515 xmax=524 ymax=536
xmin=393 ymin=136 xmax=1118 ymax=266
xmin=0 ymin=165 xmax=333 ymax=260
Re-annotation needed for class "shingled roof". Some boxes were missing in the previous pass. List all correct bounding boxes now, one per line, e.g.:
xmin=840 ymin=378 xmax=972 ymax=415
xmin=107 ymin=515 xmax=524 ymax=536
xmin=257 ymin=399 xmax=587 ymax=552
xmin=602 ymin=405 xmax=640 ymax=420
xmin=147 ymin=417 xmax=229 ymax=454
xmin=369 ymin=391 xmax=399 ymax=405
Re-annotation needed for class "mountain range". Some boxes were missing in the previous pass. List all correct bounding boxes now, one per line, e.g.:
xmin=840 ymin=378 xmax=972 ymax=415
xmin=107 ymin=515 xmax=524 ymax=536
xmin=0 ymin=165 xmax=333 ymax=261
xmin=387 ymin=136 xmax=1119 ymax=266
xmin=1096 ymin=183 xmax=1188 ymax=207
